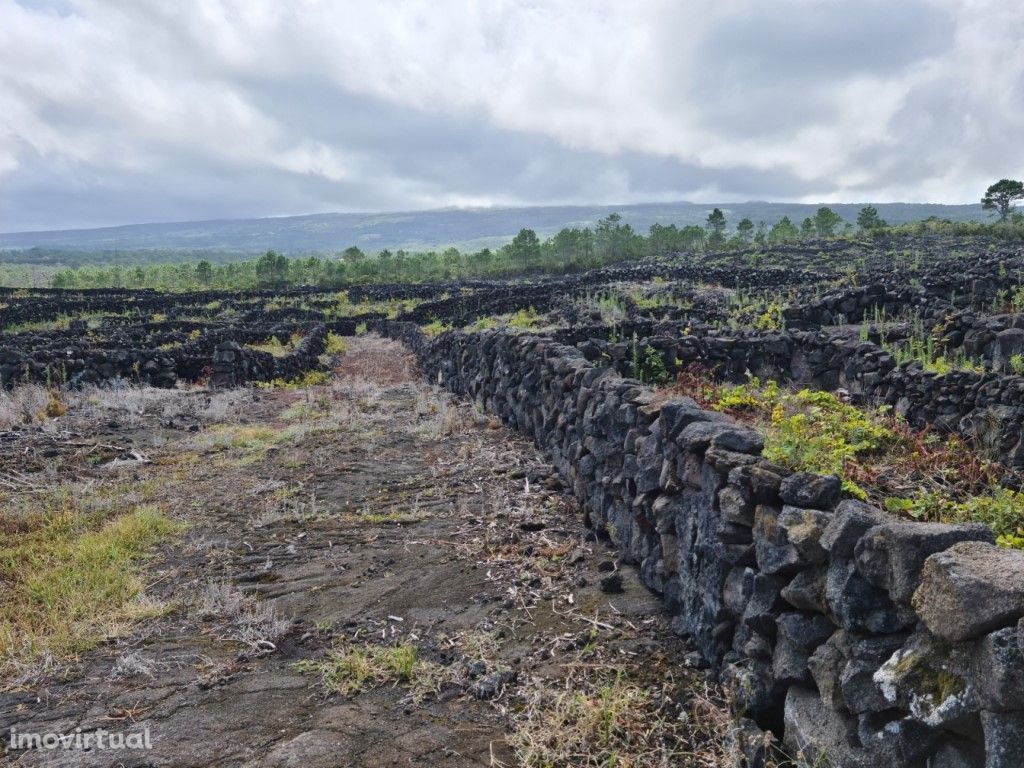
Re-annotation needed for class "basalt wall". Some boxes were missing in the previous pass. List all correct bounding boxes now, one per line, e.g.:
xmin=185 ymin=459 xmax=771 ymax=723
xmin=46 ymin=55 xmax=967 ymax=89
xmin=0 ymin=322 xmax=331 ymax=389
xmin=567 ymin=326 xmax=1024 ymax=470
xmin=380 ymin=321 xmax=1024 ymax=767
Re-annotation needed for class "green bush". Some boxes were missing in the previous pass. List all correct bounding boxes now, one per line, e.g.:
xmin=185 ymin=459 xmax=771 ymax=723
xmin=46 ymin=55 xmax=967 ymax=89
xmin=629 ymin=336 xmax=670 ymax=385
xmin=715 ymin=380 xmax=892 ymax=498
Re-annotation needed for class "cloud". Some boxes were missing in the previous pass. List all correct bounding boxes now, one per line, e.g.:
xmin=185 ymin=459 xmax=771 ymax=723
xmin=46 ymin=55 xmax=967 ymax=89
xmin=0 ymin=0 xmax=1022 ymax=231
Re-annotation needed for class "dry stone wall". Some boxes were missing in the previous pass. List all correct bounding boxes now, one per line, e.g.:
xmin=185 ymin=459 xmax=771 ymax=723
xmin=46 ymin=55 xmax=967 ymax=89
xmin=381 ymin=321 xmax=1024 ymax=767
xmin=0 ymin=321 xmax=332 ymax=389
xmin=571 ymin=326 xmax=1024 ymax=470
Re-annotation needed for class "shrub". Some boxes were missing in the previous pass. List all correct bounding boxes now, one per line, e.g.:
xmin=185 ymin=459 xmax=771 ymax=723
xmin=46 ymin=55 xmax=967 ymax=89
xmin=293 ymin=641 xmax=444 ymax=702
xmin=629 ymin=336 xmax=670 ymax=385
xmin=255 ymin=370 xmax=331 ymax=389
xmin=324 ymin=333 xmax=348 ymax=355
xmin=885 ymin=487 xmax=1024 ymax=549
xmin=714 ymin=380 xmax=892 ymax=498
xmin=422 ymin=319 xmax=450 ymax=337
xmin=511 ymin=307 xmax=541 ymax=328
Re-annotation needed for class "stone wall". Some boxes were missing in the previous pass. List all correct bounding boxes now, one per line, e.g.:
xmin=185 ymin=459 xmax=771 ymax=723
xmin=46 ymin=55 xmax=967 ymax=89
xmin=782 ymin=249 xmax=1024 ymax=330
xmin=0 ymin=322 xmax=331 ymax=389
xmin=0 ymin=344 xmax=179 ymax=389
xmin=569 ymin=326 xmax=1024 ymax=470
xmin=209 ymin=324 xmax=328 ymax=388
xmin=381 ymin=322 xmax=1024 ymax=767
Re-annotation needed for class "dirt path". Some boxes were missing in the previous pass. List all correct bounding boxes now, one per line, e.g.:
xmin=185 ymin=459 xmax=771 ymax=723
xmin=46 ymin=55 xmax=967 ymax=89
xmin=1 ymin=337 xmax=729 ymax=768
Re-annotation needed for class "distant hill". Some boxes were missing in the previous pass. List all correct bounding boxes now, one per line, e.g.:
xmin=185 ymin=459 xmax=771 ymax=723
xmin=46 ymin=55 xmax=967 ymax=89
xmin=0 ymin=201 xmax=987 ymax=259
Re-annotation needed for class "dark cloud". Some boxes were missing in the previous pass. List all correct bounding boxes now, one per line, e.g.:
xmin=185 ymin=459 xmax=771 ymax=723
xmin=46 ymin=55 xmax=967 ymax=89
xmin=1 ymin=82 xmax=811 ymax=231
xmin=687 ymin=0 xmax=954 ymax=137
xmin=0 ymin=1 xmax=1020 ymax=231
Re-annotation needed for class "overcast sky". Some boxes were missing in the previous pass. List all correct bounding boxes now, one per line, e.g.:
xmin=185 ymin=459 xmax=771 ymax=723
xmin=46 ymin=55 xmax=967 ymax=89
xmin=2 ymin=0 xmax=1022 ymax=232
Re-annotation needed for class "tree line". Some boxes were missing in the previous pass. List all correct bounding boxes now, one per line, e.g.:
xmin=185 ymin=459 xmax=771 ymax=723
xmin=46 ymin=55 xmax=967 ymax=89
xmin=37 ymin=182 xmax=1024 ymax=292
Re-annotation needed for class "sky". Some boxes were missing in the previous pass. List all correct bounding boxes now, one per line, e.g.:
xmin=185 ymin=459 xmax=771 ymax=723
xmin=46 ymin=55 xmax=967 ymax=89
xmin=1 ymin=0 xmax=1022 ymax=232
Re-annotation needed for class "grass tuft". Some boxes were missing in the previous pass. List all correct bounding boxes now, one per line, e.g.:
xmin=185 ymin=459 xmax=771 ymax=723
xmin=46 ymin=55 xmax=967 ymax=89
xmin=0 ymin=499 xmax=180 ymax=678
xmin=294 ymin=640 xmax=445 ymax=702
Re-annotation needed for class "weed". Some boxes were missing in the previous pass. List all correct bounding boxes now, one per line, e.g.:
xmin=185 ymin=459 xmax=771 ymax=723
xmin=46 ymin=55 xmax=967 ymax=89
xmin=508 ymin=306 xmax=542 ymax=329
xmin=422 ymin=318 xmax=451 ymax=337
xmin=255 ymin=370 xmax=331 ymax=389
xmin=714 ymin=379 xmax=894 ymax=498
xmin=0 ymin=496 xmax=180 ymax=677
xmin=510 ymin=667 xmax=711 ymax=768
xmin=294 ymin=641 xmax=446 ymax=702
xmin=195 ymin=580 xmax=291 ymax=650
xmin=881 ymin=314 xmax=985 ymax=374
xmin=754 ymin=300 xmax=784 ymax=331
xmin=628 ymin=334 xmax=671 ymax=385
xmin=324 ymin=332 xmax=349 ymax=355
xmin=885 ymin=487 xmax=1024 ymax=549
xmin=247 ymin=333 xmax=301 ymax=357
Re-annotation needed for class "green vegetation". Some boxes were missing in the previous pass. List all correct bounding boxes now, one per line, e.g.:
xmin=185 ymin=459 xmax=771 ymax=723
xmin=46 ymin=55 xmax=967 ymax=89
xmin=981 ymin=179 xmax=1024 ymax=221
xmin=8 ymin=205 xmax=1023 ymax=292
xmin=0 ymin=486 xmax=181 ymax=675
xmin=294 ymin=641 xmax=445 ymax=703
xmin=872 ymin=312 xmax=985 ymax=374
xmin=705 ymin=208 xmax=727 ymax=249
xmin=254 ymin=370 xmax=331 ymax=390
xmin=469 ymin=306 xmax=545 ymax=332
xmin=325 ymin=291 xmax=424 ymax=320
xmin=706 ymin=377 xmax=1024 ymax=547
xmin=714 ymin=380 xmax=892 ymax=498
xmin=857 ymin=205 xmax=888 ymax=232
xmin=813 ymin=206 xmax=844 ymax=237
xmin=884 ymin=338 xmax=985 ymax=375
xmin=246 ymin=332 xmax=303 ymax=357
xmin=324 ymin=332 xmax=348 ymax=355
xmin=885 ymin=488 xmax=1024 ymax=548
xmin=421 ymin=319 xmax=451 ymax=337
xmin=628 ymin=336 xmax=671 ymax=385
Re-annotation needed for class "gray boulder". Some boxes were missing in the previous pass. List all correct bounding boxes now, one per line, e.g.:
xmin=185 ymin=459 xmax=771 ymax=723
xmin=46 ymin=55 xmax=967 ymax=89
xmin=710 ymin=426 xmax=765 ymax=455
xmin=970 ymin=627 xmax=1024 ymax=712
xmin=856 ymin=521 xmax=995 ymax=604
xmin=913 ymin=541 xmax=1024 ymax=642
xmin=820 ymin=499 xmax=888 ymax=558
xmin=773 ymin=612 xmax=835 ymax=685
xmin=826 ymin=559 xmax=913 ymax=634
xmin=779 ymin=472 xmax=842 ymax=509
xmin=783 ymin=685 xmax=871 ymax=768
xmin=992 ymin=327 xmax=1024 ymax=372
xmin=781 ymin=567 xmax=828 ymax=613
xmin=777 ymin=506 xmax=831 ymax=564
xmin=982 ymin=711 xmax=1024 ymax=768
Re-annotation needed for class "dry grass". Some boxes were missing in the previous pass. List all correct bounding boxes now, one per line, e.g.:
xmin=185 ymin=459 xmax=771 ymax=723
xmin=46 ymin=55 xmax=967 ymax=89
xmin=195 ymin=580 xmax=291 ymax=652
xmin=0 ymin=381 xmax=252 ymax=433
xmin=511 ymin=667 xmax=688 ymax=767
xmin=62 ymin=383 xmax=253 ymax=428
xmin=0 ymin=383 xmax=56 ymax=429
xmin=507 ymin=659 xmax=774 ymax=768
xmin=109 ymin=650 xmax=157 ymax=680
xmin=334 ymin=334 xmax=417 ymax=384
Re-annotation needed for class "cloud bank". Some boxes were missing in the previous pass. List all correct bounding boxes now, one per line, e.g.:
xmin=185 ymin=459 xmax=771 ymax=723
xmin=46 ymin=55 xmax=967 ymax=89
xmin=1 ymin=0 xmax=1022 ymax=230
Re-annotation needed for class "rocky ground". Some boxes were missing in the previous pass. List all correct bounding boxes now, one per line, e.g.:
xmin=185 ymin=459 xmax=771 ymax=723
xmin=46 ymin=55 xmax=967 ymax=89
xmin=0 ymin=337 xmax=743 ymax=767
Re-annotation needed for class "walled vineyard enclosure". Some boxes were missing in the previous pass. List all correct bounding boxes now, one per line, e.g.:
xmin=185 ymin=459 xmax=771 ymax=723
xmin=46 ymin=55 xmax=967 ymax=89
xmin=3 ymin=233 xmax=1024 ymax=765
